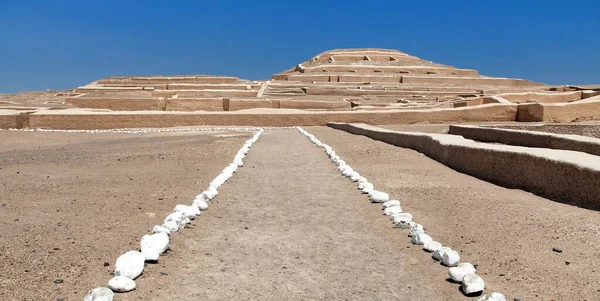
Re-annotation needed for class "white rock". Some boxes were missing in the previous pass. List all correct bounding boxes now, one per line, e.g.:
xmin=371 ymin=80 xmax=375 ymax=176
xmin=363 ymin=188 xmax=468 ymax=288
xmin=409 ymin=224 xmax=424 ymax=237
xmin=164 ymin=211 xmax=186 ymax=229
xmin=341 ymin=166 xmax=354 ymax=177
xmin=162 ymin=221 xmax=179 ymax=232
xmin=473 ymin=292 xmax=507 ymax=301
xmin=357 ymin=182 xmax=366 ymax=190
xmin=423 ymin=241 xmax=442 ymax=252
xmin=462 ymin=274 xmax=485 ymax=295
xmin=361 ymin=183 xmax=374 ymax=194
xmin=152 ymin=225 xmax=170 ymax=235
xmin=84 ymin=287 xmax=114 ymax=301
xmin=412 ymin=232 xmax=433 ymax=245
xmin=449 ymin=262 xmax=476 ymax=282
xmin=202 ymin=189 xmax=216 ymax=201
xmin=194 ymin=194 xmax=208 ymax=202
xmin=383 ymin=206 xmax=402 ymax=216
xmin=382 ymin=200 xmax=400 ymax=209
xmin=173 ymin=204 xmax=198 ymax=220
xmin=396 ymin=219 xmax=414 ymax=229
xmin=442 ymin=250 xmax=461 ymax=267
xmin=107 ymin=276 xmax=136 ymax=292
xmin=114 ymin=251 xmax=145 ymax=279
xmin=140 ymin=232 xmax=169 ymax=261
xmin=194 ymin=199 xmax=209 ymax=211
xmin=433 ymin=246 xmax=452 ymax=261
xmin=369 ymin=191 xmax=389 ymax=203
xmin=391 ymin=212 xmax=413 ymax=222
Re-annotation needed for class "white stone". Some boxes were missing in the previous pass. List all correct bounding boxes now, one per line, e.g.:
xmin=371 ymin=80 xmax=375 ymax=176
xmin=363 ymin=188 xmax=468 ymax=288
xmin=383 ymin=206 xmax=402 ymax=216
xmin=341 ymin=166 xmax=354 ymax=177
xmin=462 ymin=274 xmax=485 ymax=295
xmin=423 ymin=241 xmax=442 ymax=252
xmin=433 ymin=247 xmax=452 ymax=261
xmin=391 ymin=212 xmax=413 ymax=223
xmin=84 ymin=287 xmax=114 ymax=301
xmin=114 ymin=251 xmax=145 ymax=279
xmin=411 ymin=232 xmax=433 ymax=245
xmin=107 ymin=276 xmax=136 ymax=292
xmin=369 ymin=191 xmax=389 ymax=203
xmin=173 ymin=204 xmax=199 ymax=220
xmin=409 ymin=224 xmax=424 ymax=237
xmin=395 ymin=219 xmax=414 ymax=229
xmin=442 ymin=250 xmax=461 ymax=267
xmin=361 ymin=183 xmax=374 ymax=194
xmin=473 ymin=292 xmax=507 ymax=301
xmin=162 ymin=221 xmax=179 ymax=232
xmin=164 ymin=211 xmax=186 ymax=229
xmin=449 ymin=262 xmax=476 ymax=282
xmin=382 ymin=200 xmax=400 ymax=209
xmin=140 ymin=232 xmax=169 ymax=261
xmin=194 ymin=199 xmax=209 ymax=211
xmin=152 ymin=225 xmax=170 ymax=235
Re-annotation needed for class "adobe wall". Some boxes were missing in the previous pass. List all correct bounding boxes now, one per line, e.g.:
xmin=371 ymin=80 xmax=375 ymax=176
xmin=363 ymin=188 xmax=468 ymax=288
xmin=278 ymin=99 xmax=351 ymax=110
xmin=0 ymin=111 xmax=25 ymax=129
xmin=304 ymin=65 xmax=479 ymax=76
xmin=448 ymin=125 xmax=600 ymax=156
xmin=165 ymin=98 xmax=224 ymax=111
xmin=25 ymin=103 xmax=517 ymax=129
xmin=401 ymin=76 xmax=543 ymax=86
xmin=497 ymin=91 xmax=582 ymax=103
xmin=66 ymin=97 xmax=162 ymax=111
xmin=328 ymin=122 xmax=600 ymax=210
xmin=490 ymin=124 xmax=600 ymax=139
xmin=517 ymin=99 xmax=600 ymax=122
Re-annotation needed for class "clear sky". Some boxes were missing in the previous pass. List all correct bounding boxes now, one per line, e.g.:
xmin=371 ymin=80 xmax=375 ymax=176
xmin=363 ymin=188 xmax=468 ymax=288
xmin=1 ymin=0 xmax=599 ymax=93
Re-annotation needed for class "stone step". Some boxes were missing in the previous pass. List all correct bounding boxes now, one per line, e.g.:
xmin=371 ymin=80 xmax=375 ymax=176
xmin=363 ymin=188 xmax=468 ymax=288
xmin=74 ymin=86 xmax=154 ymax=93
xmin=152 ymin=89 xmax=259 ymax=98
xmin=303 ymin=65 xmax=478 ymax=76
xmin=401 ymin=76 xmax=543 ymax=87
xmin=167 ymin=83 xmax=260 ymax=90
xmin=97 ymin=76 xmax=241 ymax=85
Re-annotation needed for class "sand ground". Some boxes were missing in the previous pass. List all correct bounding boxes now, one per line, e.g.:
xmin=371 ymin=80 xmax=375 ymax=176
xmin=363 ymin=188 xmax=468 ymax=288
xmin=1 ymin=127 xmax=599 ymax=300
xmin=0 ymin=130 xmax=252 ymax=300
xmin=306 ymin=126 xmax=600 ymax=301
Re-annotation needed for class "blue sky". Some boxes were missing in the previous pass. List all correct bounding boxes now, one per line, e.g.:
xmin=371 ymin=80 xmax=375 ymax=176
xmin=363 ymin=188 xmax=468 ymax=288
xmin=1 ymin=0 xmax=598 ymax=93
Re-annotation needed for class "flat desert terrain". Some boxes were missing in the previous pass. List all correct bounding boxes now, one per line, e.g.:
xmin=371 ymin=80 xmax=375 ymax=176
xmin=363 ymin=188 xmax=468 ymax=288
xmin=1 ymin=127 xmax=599 ymax=300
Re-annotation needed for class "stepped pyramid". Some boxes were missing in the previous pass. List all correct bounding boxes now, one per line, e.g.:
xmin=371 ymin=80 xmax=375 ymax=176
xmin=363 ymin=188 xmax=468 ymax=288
xmin=66 ymin=48 xmax=570 ymax=112
xmin=265 ymin=48 xmax=547 ymax=110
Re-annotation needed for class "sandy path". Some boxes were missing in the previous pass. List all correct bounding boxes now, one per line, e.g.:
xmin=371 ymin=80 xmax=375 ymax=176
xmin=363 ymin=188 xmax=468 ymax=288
xmin=125 ymin=129 xmax=464 ymax=300
xmin=307 ymin=126 xmax=600 ymax=301
xmin=0 ymin=130 xmax=251 ymax=300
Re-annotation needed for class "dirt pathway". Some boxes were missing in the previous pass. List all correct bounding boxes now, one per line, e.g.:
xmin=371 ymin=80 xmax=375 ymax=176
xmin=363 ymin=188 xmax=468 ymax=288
xmin=131 ymin=129 xmax=463 ymax=300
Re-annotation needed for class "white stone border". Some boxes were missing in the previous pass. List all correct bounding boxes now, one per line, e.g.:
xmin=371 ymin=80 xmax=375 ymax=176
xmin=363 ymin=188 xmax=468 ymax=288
xmin=296 ymin=127 xmax=506 ymax=301
xmin=84 ymin=129 xmax=265 ymax=300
